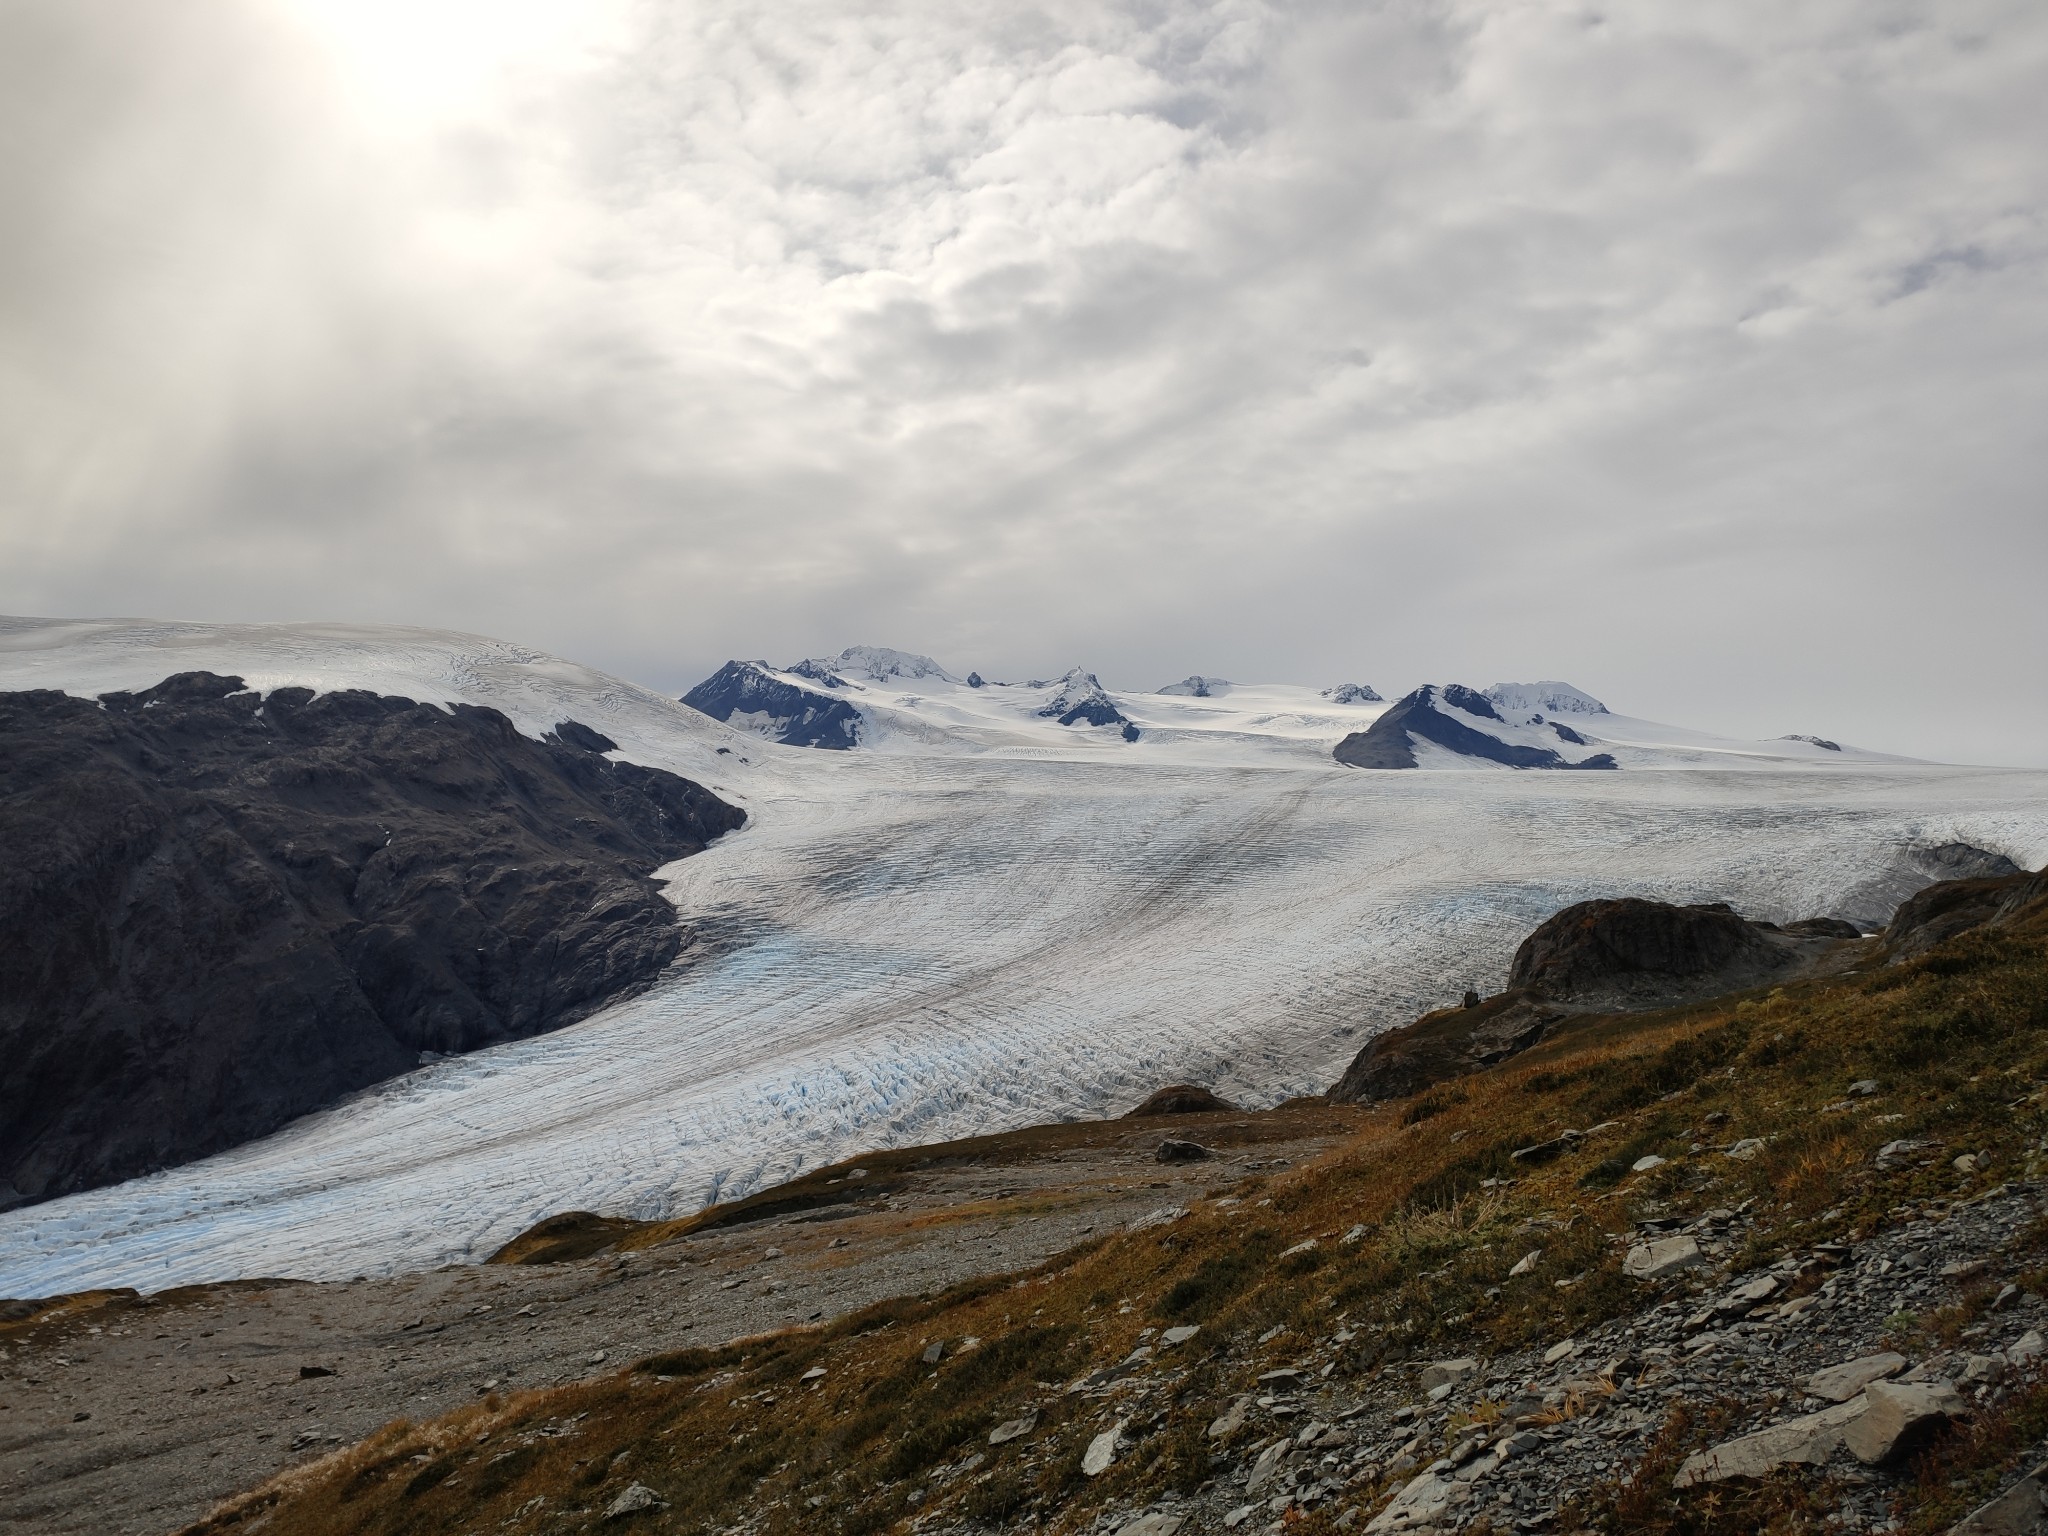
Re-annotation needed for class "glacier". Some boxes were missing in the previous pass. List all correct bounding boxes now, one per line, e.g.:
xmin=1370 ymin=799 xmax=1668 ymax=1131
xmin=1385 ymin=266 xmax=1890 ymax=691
xmin=1 ymin=615 xmax=2044 ymax=1297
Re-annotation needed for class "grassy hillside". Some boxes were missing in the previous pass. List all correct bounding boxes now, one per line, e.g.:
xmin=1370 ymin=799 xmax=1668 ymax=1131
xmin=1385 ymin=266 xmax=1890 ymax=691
xmin=182 ymin=891 xmax=2048 ymax=1536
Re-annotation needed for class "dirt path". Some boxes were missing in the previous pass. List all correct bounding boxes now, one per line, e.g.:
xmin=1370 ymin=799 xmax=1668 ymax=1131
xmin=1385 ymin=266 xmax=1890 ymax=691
xmin=0 ymin=1105 xmax=1361 ymax=1535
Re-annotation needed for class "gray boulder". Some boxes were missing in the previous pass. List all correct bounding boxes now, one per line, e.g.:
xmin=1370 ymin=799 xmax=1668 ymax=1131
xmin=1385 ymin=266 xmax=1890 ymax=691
xmin=1805 ymin=1352 xmax=1905 ymax=1403
xmin=1843 ymin=1379 xmax=1965 ymax=1464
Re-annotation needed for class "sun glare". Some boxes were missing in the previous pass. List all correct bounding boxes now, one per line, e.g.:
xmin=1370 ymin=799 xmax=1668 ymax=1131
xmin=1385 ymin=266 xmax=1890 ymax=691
xmin=271 ymin=0 xmax=626 ymax=124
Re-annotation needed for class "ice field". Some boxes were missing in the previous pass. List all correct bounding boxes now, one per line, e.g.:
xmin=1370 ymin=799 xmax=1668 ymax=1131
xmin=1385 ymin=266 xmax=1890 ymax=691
xmin=3 ymin=617 xmax=2046 ymax=1297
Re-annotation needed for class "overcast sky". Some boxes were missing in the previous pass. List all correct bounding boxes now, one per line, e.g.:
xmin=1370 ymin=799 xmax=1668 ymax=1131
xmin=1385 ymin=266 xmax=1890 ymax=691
xmin=2 ymin=0 xmax=2044 ymax=763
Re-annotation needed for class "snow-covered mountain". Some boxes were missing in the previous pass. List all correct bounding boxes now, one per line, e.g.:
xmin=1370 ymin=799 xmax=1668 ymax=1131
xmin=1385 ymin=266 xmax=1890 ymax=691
xmin=802 ymin=646 xmax=959 ymax=685
xmin=1322 ymin=683 xmax=1383 ymax=704
xmin=1486 ymin=680 xmax=1609 ymax=715
xmin=1035 ymin=667 xmax=1134 ymax=731
xmin=3 ymin=616 xmax=2042 ymax=1298
xmin=1336 ymin=684 xmax=1619 ymax=770
xmin=1158 ymin=675 xmax=1231 ymax=697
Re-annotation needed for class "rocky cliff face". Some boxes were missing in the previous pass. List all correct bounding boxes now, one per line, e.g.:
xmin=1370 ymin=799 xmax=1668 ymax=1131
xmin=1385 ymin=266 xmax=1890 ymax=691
xmin=681 ymin=660 xmax=863 ymax=748
xmin=0 ymin=672 xmax=744 ymax=1209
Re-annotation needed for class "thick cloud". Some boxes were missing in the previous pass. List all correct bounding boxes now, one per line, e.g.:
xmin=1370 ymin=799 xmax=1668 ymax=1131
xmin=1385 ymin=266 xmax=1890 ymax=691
xmin=2 ymin=0 xmax=2044 ymax=762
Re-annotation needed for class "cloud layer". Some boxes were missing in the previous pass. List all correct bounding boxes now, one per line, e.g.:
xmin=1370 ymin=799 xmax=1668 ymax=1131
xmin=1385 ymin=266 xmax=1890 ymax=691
xmin=3 ymin=0 xmax=2044 ymax=761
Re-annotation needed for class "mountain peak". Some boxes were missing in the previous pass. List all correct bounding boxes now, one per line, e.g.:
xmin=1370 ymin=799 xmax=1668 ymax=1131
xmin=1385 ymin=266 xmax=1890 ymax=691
xmin=806 ymin=647 xmax=958 ymax=684
xmin=1321 ymin=683 xmax=1383 ymax=704
xmin=1486 ymin=681 xmax=1608 ymax=715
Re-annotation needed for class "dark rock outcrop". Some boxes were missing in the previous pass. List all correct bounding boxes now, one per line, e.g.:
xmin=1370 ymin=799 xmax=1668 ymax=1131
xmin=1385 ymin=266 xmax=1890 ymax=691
xmin=1885 ymin=863 xmax=2048 ymax=959
xmin=1509 ymin=898 xmax=1799 ymax=1008
xmin=1125 ymin=1084 xmax=1237 ymax=1117
xmin=546 ymin=719 xmax=618 ymax=754
xmin=1333 ymin=685 xmax=1617 ymax=771
xmin=1329 ymin=994 xmax=1566 ymax=1104
xmin=681 ymin=660 xmax=862 ymax=748
xmin=1330 ymin=896 xmax=1864 ymax=1103
xmin=1320 ymin=684 xmax=1383 ymax=704
xmin=0 ymin=672 xmax=744 ymax=1208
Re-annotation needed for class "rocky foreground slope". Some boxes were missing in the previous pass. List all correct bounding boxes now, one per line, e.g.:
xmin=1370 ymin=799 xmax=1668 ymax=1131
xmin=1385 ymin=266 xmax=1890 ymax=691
xmin=0 ymin=671 xmax=743 ymax=1208
xmin=20 ymin=860 xmax=2015 ymax=1536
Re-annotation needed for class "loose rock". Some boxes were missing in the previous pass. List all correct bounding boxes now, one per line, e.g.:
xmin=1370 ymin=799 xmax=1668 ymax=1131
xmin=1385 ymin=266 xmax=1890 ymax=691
xmin=1083 ymin=1422 xmax=1124 ymax=1477
xmin=1805 ymin=1352 xmax=1905 ymax=1403
xmin=1843 ymin=1379 xmax=1965 ymax=1464
xmin=604 ymin=1484 xmax=667 ymax=1520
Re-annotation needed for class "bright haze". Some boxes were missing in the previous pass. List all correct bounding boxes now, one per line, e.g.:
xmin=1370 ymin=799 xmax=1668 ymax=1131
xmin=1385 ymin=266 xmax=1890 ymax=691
xmin=2 ymin=1 xmax=2044 ymax=764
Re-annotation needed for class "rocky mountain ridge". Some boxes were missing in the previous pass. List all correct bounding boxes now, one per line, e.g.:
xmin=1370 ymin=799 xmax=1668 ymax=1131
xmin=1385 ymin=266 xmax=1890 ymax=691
xmin=0 ymin=671 xmax=743 ymax=1209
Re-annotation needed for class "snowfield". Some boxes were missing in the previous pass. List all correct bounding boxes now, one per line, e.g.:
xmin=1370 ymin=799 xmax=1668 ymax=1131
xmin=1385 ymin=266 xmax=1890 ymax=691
xmin=2 ymin=617 xmax=2045 ymax=1297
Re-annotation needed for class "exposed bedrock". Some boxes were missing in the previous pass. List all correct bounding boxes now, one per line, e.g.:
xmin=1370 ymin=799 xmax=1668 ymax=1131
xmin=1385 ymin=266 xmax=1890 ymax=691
xmin=0 ymin=672 xmax=744 ymax=1210
xmin=1329 ymin=896 xmax=1862 ymax=1104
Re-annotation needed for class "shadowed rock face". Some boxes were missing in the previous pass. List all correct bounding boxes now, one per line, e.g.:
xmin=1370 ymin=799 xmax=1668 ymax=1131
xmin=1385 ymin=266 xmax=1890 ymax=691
xmin=0 ymin=672 xmax=744 ymax=1209
xmin=1885 ymin=863 xmax=2047 ymax=960
xmin=681 ymin=660 xmax=862 ymax=748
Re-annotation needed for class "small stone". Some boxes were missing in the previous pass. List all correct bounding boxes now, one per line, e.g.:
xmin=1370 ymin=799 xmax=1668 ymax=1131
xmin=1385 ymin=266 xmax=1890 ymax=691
xmin=1083 ymin=1421 xmax=1124 ymax=1477
xmin=1156 ymin=1139 xmax=1212 ymax=1164
xmin=1224 ymin=1506 xmax=1259 ymax=1529
xmin=762 ymin=1246 xmax=783 ymax=1259
xmin=1509 ymin=1250 xmax=1542 ymax=1277
xmin=1625 ymin=1236 xmax=1704 ymax=1281
xmin=298 ymin=1365 xmax=334 ymax=1379
xmin=1279 ymin=1239 xmax=1319 ymax=1260
xmin=587 ymin=1350 xmax=608 ymax=1366
xmin=603 ymin=1483 xmax=667 ymax=1520
xmin=1161 ymin=1325 xmax=1201 ymax=1347
xmin=1341 ymin=1224 xmax=1367 ymax=1244
xmin=1209 ymin=1396 xmax=1252 ymax=1439
xmin=1805 ymin=1352 xmax=1905 ymax=1403
xmin=1246 ymin=1438 xmax=1290 ymax=1492
xmin=1842 ymin=1379 xmax=1965 ymax=1464
xmin=2008 ymin=1331 xmax=2047 ymax=1365
xmin=1725 ymin=1138 xmax=1766 ymax=1161
xmin=1419 ymin=1358 xmax=1477 ymax=1392
xmin=1963 ymin=1354 xmax=2006 ymax=1386
xmin=1847 ymin=1079 xmax=1880 ymax=1097
xmin=1116 ymin=1516 xmax=1184 ymax=1536
xmin=1127 ymin=1206 xmax=1189 ymax=1233
xmin=1631 ymin=1154 xmax=1667 ymax=1173
xmin=1542 ymin=1340 xmax=1576 ymax=1366
xmin=922 ymin=1341 xmax=944 ymax=1364
xmin=989 ymin=1413 xmax=1038 ymax=1445
xmin=800 ymin=1366 xmax=827 ymax=1383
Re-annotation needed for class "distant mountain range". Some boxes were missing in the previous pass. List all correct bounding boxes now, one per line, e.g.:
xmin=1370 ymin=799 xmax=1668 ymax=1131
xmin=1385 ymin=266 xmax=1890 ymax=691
xmin=678 ymin=650 xmax=1891 ymax=770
